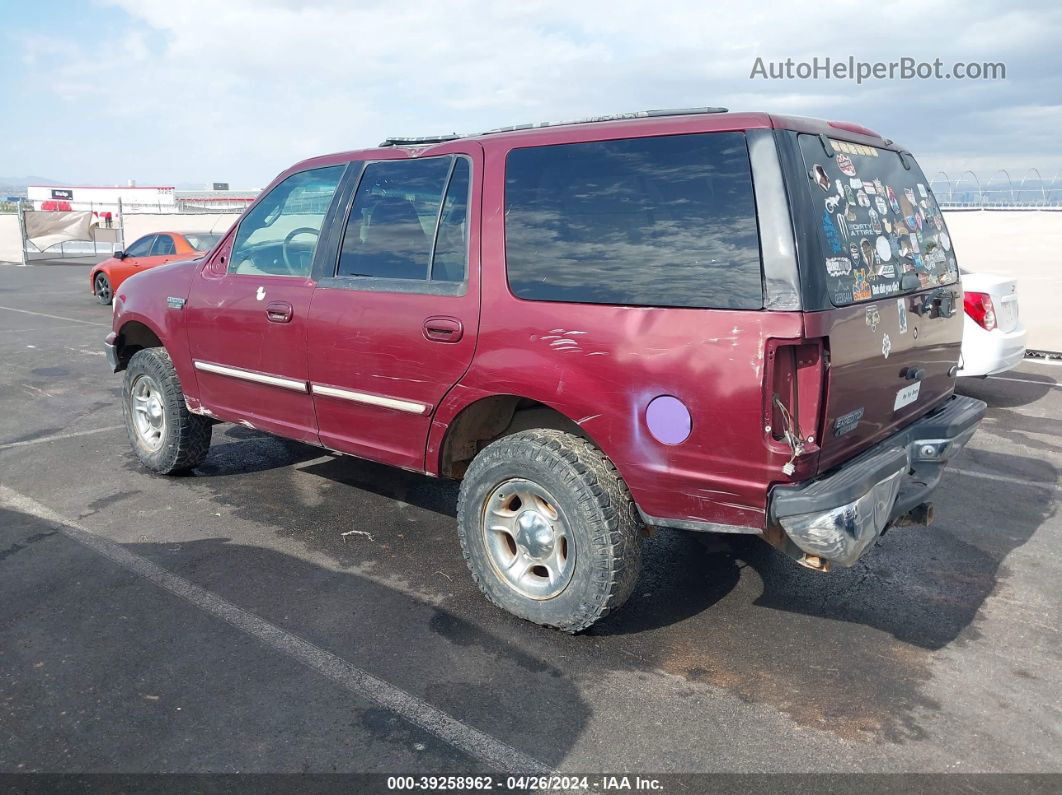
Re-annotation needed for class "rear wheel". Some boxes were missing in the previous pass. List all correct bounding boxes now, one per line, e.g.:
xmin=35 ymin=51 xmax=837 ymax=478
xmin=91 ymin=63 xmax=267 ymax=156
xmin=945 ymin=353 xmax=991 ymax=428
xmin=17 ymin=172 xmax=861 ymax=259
xmin=94 ymin=273 xmax=112 ymax=305
xmin=122 ymin=348 xmax=211 ymax=474
xmin=457 ymin=429 xmax=643 ymax=632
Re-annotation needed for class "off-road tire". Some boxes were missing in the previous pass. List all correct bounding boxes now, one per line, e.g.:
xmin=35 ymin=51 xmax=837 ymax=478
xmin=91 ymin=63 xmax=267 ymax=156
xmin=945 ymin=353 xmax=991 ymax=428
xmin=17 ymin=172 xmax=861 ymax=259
xmin=122 ymin=348 xmax=211 ymax=474
xmin=457 ymin=429 xmax=643 ymax=632
xmin=94 ymin=273 xmax=112 ymax=305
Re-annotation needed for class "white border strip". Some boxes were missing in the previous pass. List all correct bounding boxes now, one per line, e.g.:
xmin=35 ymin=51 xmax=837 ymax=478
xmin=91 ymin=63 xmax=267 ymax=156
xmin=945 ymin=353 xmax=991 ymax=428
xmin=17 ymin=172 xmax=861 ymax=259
xmin=312 ymin=383 xmax=429 ymax=415
xmin=0 ymin=486 xmax=548 ymax=774
xmin=194 ymin=360 xmax=307 ymax=393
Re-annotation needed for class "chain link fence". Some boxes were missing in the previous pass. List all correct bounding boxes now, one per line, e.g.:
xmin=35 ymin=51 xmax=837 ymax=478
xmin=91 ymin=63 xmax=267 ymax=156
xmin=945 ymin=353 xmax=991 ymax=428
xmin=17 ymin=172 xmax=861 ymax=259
xmin=931 ymin=169 xmax=1062 ymax=209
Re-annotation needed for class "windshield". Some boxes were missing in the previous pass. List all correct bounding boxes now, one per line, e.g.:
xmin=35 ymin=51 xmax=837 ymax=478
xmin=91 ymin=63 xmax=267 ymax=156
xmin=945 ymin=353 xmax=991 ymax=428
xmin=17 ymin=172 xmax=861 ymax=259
xmin=183 ymin=233 xmax=221 ymax=251
xmin=798 ymin=134 xmax=958 ymax=306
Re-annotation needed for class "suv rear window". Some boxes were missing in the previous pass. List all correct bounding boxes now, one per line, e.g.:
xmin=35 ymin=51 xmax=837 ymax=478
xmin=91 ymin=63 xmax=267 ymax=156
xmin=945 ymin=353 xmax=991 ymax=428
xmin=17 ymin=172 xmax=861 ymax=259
xmin=504 ymin=132 xmax=763 ymax=309
xmin=798 ymin=135 xmax=959 ymax=306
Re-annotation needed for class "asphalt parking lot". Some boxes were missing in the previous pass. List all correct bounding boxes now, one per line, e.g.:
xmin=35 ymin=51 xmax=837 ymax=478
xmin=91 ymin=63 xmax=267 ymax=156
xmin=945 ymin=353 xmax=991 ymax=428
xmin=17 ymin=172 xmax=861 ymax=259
xmin=1 ymin=260 xmax=1060 ymax=777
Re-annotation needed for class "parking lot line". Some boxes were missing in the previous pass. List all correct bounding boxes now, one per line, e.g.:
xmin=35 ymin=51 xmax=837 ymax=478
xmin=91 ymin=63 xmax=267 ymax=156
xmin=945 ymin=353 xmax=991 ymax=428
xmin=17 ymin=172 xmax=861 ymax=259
xmin=0 ymin=425 xmax=125 ymax=450
xmin=0 ymin=305 xmax=110 ymax=328
xmin=987 ymin=374 xmax=1060 ymax=389
xmin=948 ymin=466 xmax=1060 ymax=491
xmin=0 ymin=485 xmax=551 ymax=775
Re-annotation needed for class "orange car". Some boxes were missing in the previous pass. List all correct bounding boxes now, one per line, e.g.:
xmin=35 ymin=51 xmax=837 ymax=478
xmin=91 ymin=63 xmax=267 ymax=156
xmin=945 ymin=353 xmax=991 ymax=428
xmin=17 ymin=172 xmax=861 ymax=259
xmin=90 ymin=231 xmax=220 ymax=304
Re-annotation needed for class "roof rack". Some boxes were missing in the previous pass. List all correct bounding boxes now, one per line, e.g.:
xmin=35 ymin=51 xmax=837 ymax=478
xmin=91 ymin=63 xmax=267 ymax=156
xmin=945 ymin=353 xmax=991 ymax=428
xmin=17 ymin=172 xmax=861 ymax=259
xmin=378 ymin=134 xmax=463 ymax=147
xmin=377 ymin=107 xmax=730 ymax=148
xmin=481 ymin=106 xmax=729 ymax=135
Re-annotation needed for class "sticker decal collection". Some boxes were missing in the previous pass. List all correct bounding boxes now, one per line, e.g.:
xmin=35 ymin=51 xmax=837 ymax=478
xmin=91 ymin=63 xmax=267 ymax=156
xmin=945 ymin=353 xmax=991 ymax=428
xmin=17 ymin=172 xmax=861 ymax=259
xmin=808 ymin=138 xmax=958 ymax=307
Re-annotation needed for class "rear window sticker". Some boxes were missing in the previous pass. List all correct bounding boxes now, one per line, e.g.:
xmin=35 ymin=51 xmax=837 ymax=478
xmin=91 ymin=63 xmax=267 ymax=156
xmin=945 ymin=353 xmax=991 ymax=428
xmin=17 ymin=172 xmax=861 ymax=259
xmin=873 ymin=178 xmax=885 ymax=195
xmin=909 ymin=235 xmax=920 ymax=254
xmin=866 ymin=305 xmax=880 ymax=330
xmin=849 ymin=242 xmax=861 ymax=262
xmin=917 ymin=183 xmax=928 ymax=198
xmin=836 ymin=213 xmax=850 ymax=240
xmin=933 ymin=213 xmax=944 ymax=231
xmin=904 ymin=187 xmax=917 ymax=206
xmin=843 ymin=183 xmax=857 ymax=205
xmin=822 ymin=211 xmax=844 ymax=253
xmin=826 ymin=256 xmax=853 ymax=277
xmin=872 ymin=279 xmax=899 ymax=297
xmin=869 ymin=208 xmax=881 ymax=233
xmin=825 ymin=194 xmax=842 ymax=213
xmin=837 ymin=153 xmax=857 ymax=176
xmin=853 ymin=269 xmax=872 ymax=301
xmin=882 ymin=215 xmax=893 ymax=234
xmin=915 ymin=209 xmax=924 ymax=231
xmin=857 ymin=190 xmax=871 ymax=207
xmin=887 ymin=186 xmax=901 ymax=214
xmin=874 ymin=196 xmax=888 ymax=216
xmin=882 ymin=333 xmax=892 ymax=359
xmin=860 ymin=238 xmax=876 ymax=268
xmin=850 ymin=177 xmax=863 ymax=189
xmin=913 ymin=253 xmax=924 ymax=269
xmin=863 ymin=181 xmax=877 ymax=195
xmin=875 ymin=235 xmax=892 ymax=263
xmin=939 ymin=230 xmax=951 ymax=251
xmin=813 ymin=164 xmax=831 ymax=191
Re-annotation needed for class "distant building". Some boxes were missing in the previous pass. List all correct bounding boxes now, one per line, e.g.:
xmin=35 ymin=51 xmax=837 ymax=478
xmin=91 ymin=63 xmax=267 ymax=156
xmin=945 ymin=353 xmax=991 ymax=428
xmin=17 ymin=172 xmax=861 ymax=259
xmin=25 ymin=183 xmax=258 ymax=213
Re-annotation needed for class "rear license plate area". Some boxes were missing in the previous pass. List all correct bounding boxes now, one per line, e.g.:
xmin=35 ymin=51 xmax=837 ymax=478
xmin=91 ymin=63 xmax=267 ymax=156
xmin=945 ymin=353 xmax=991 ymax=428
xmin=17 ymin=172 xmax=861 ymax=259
xmin=894 ymin=381 xmax=921 ymax=411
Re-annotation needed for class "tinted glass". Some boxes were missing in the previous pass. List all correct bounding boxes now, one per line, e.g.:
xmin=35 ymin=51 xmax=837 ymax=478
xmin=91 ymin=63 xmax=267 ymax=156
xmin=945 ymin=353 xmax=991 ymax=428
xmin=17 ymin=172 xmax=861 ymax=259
xmin=125 ymin=235 xmax=154 ymax=258
xmin=151 ymin=235 xmax=176 ymax=255
xmin=431 ymin=158 xmax=470 ymax=282
xmin=231 ymin=165 xmax=345 ymax=277
xmin=798 ymin=134 xmax=959 ymax=305
xmin=337 ymin=157 xmax=453 ymax=280
xmin=505 ymin=132 xmax=763 ymax=309
xmin=183 ymin=233 xmax=220 ymax=251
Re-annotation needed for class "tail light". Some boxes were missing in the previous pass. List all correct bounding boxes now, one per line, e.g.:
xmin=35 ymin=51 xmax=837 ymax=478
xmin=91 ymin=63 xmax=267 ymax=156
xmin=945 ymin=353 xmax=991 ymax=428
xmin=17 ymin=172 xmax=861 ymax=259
xmin=964 ymin=291 xmax=996 ymax=331
xmin=764 ymin=339 xmax=827 ymax=475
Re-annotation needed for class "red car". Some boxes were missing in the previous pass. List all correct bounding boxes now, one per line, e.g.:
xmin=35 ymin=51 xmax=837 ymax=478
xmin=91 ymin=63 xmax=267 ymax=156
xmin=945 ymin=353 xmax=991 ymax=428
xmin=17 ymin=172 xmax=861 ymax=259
xmin=90 ymin=231 xmax=220 ymax=304
xmin=104 ymin=108 xmax=984 ymax=631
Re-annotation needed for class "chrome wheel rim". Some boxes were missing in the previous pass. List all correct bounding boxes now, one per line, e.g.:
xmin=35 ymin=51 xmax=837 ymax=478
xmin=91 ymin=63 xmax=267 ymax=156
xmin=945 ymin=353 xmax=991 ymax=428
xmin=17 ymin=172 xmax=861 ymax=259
xmin=129 ymin=374 xmax=166 ymax=451
xmin=482 ymin=478 xmax=575 ymax=600
xmin=95 ymin=275 xmax=111 ymax=302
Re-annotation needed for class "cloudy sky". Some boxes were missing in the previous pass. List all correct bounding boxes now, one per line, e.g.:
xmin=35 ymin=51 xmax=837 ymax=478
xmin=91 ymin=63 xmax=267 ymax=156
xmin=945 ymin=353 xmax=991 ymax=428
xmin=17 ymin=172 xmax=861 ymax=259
xmin=2 ymin=0 xmax=1060 ymax=190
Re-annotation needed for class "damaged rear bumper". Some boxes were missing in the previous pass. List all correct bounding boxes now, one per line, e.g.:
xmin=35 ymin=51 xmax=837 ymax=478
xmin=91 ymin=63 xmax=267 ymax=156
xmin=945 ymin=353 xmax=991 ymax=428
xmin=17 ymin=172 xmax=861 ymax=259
xmin=768 ymin=394 xmax=986 ymax=567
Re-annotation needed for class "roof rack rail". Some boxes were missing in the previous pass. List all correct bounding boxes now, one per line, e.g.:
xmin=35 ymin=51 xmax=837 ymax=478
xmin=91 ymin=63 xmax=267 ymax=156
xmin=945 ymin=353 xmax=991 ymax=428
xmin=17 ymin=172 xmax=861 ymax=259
xmin=378 ymin=134 xmax=463 ymax=147
xmin=482 ymin=106 xmax=728 ymax=135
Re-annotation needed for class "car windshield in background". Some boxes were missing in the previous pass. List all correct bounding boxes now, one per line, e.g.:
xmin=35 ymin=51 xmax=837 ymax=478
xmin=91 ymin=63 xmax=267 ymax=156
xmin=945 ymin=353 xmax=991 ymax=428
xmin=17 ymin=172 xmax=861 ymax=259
xmin=798 ymin=135 xmax=959 ymax=306
xmin=183 ymin=233 xmax=221 ymax=251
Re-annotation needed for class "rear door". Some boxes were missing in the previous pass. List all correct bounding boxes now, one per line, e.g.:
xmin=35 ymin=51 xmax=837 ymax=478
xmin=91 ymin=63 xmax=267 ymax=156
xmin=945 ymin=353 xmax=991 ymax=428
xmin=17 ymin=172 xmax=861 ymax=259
xmin=795 ymin=135 xmax=963 ymax=469
xmin=306 ymin=144 xmax=481 ymax=471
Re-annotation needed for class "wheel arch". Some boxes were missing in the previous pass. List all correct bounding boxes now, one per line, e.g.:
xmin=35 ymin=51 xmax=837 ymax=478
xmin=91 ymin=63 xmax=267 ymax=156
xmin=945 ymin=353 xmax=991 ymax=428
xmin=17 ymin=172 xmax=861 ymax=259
xmin=436 ymin=393 xmax=606 ymax=479
xmin=113 ymin=318 xmax=166 ymax=371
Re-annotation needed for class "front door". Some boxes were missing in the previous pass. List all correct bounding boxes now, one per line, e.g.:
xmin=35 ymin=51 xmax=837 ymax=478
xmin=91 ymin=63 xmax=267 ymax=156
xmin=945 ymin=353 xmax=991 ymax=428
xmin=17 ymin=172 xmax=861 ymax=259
xmin=306 ymin=145 xmax=481 ymax=470
xmin=184 ymin=164 xmax=348 ymax=442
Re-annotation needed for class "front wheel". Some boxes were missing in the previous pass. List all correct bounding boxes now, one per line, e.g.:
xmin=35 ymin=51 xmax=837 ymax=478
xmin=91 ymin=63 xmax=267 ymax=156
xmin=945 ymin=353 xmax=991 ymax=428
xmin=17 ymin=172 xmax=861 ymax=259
xmin=122 ymin=348 xmax=211 ymax=474
xmin=94 ymin=273 xmax=112 ymax=305
xmin=457 ymin=429 xmax=643 ymax=632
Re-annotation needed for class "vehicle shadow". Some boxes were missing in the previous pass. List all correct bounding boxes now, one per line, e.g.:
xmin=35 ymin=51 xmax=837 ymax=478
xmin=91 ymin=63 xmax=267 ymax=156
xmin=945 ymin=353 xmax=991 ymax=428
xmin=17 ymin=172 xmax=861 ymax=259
xmin=957 ymin=371 xmax=1055 ymax=407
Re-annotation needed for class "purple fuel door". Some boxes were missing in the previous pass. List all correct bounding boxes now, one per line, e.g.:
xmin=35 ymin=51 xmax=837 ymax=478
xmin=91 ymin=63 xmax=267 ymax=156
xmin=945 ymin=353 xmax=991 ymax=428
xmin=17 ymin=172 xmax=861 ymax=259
xmin=645 ymin=395 xmax=692 ymax=445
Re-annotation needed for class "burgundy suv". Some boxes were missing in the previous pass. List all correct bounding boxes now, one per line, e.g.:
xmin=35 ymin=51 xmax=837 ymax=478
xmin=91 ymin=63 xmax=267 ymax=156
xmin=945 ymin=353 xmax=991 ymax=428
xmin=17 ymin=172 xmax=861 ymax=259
xmin=105 ymin=108 xmax=984 ymax=632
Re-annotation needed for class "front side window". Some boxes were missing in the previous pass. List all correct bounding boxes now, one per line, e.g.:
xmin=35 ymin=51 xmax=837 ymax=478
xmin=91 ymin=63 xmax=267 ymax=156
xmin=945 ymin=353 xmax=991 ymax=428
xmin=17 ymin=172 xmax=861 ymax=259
xmin=504 ymin=132 xmax=763 ymax=309
xmin=798 ymin=134 xmax=959 ymax=305
xmin=125 ymin=235 xmax=154 ymax=258
xmin=337 ymin=156 xmax=469 ymax=282
xmin=151 ymin=235 xmax=176 ymax=255
xmin=231 ymin=165 xmax=345 ymax=277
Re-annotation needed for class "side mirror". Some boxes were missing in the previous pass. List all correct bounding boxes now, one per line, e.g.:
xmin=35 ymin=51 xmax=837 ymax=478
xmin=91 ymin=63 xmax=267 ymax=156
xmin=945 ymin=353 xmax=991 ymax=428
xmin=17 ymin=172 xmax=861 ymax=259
xmin=114 ymin=250 xmax=126 ymax=260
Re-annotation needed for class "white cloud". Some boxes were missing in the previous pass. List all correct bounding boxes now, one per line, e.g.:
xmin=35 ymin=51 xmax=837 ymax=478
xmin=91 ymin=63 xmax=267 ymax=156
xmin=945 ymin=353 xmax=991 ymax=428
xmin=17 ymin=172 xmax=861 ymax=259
xmin=8 ymin=0 xmax=1062 ymax=184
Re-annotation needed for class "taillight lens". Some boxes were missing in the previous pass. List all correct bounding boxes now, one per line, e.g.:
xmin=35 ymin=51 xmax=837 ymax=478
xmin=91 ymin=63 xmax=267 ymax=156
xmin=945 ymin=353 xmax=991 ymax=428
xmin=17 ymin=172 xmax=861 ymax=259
xmin=964 ymin=291 xmax=996 ymax=331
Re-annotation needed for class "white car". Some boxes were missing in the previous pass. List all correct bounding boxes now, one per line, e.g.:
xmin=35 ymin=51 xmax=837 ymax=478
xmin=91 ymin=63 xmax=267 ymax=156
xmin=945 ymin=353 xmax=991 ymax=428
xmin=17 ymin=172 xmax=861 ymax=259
xmin=958 ymin=271 xmax=1027 ymax=377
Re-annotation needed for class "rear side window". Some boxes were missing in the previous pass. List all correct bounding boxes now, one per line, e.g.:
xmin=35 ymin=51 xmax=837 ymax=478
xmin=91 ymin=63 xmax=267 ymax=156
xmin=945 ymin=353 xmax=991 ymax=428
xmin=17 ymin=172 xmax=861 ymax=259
xmin=504 ymin=132 xmax=763 ymax=309
xmin=337 ymin=156 xmax=469 ymax=282
xmin=125 ymin=235 xmax=154 ymax=258
xmin=798 ymin=134 xmax=959 ymax=305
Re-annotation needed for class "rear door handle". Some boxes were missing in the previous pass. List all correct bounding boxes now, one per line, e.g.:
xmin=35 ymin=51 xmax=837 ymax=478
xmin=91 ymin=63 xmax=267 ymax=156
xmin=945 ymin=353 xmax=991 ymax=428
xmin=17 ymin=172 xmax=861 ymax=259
xmin=423 ymin=316 xmax=463 ymax=342
xmin=266 ymin=301 xmax=293 ymax=323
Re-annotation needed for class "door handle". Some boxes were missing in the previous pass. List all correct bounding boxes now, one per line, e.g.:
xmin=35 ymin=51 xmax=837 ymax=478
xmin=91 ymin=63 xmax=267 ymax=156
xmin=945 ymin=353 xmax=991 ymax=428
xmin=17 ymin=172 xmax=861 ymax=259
xmin=423 ymin=316 xmax=463 ymax=342
xmin=266 ymin=301 xmax=293 ymax=323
